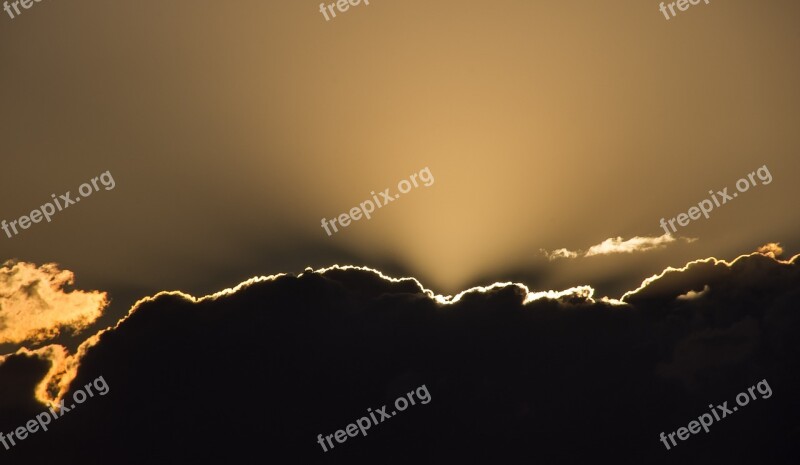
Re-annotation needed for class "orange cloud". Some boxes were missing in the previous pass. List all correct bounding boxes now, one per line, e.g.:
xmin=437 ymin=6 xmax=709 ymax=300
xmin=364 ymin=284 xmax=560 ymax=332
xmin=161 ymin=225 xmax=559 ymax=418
xmin=756 ymin=242 xmax=783 ymax=258
xmin=0 ymin=261 xmax=109 ymax=345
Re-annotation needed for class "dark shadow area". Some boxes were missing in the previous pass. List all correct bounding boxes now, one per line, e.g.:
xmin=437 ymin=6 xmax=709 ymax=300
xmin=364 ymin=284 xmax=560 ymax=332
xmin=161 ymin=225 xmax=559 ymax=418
xmin=1 ymin=254 xmax=798 ymax=464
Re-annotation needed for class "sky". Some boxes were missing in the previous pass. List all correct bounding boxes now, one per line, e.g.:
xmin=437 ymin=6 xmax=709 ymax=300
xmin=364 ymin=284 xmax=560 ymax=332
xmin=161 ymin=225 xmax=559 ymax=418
xmin=0 ymin=1 xmax=799 ymax=463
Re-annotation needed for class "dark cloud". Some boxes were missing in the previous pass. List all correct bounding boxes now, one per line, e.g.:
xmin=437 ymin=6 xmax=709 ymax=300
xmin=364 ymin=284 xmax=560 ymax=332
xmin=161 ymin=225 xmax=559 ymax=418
xmin=0 ymin=253 xmax=798 ymax=464
xmin=0 ymin=352 xmax=50 ymax=425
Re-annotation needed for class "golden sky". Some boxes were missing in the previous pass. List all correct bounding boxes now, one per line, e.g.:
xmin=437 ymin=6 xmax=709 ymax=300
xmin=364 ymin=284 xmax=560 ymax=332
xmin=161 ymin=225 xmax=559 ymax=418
xmin=1 ymin=0 xmax=798 ymax=301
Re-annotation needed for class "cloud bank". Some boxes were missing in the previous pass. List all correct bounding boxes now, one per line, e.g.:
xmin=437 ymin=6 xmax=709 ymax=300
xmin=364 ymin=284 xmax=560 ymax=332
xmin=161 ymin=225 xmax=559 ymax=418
xmin=0 ymin=251 xmax=798 ymax=463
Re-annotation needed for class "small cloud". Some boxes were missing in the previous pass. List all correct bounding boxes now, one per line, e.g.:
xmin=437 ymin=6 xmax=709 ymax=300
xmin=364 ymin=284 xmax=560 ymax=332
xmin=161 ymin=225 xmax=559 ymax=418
xmin=540 ymin=248 xmax=579 ymax=261
xmin=756 ymin=242 xmax=783 ymax=258
xmin=542 ymin=234 xmax=695 ymax=260
xmin=677 ymin=284 xmax=710 ymax=301
xmin=585 ymin=234 xmax=688 ymax=256
xmin=0 ymin=261 xmax=109 ymax=345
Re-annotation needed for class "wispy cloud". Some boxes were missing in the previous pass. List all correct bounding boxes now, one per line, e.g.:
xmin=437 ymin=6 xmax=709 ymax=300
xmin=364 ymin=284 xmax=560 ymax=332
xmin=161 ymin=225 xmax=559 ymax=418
xmin=585 ymin=234 xmax=694 ymax=256
xmin=540 ymin=248 xmax=579 ymax=260
xmin=677 ymin=284 xmax=710 ymax=301
xmin=541 ymin=234 xmax=696 ymax=261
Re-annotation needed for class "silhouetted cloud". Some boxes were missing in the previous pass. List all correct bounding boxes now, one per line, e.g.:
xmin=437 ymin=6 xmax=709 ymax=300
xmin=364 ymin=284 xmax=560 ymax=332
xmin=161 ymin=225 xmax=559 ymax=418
xmin=0 ymin=251 xmax=798 ymax=463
